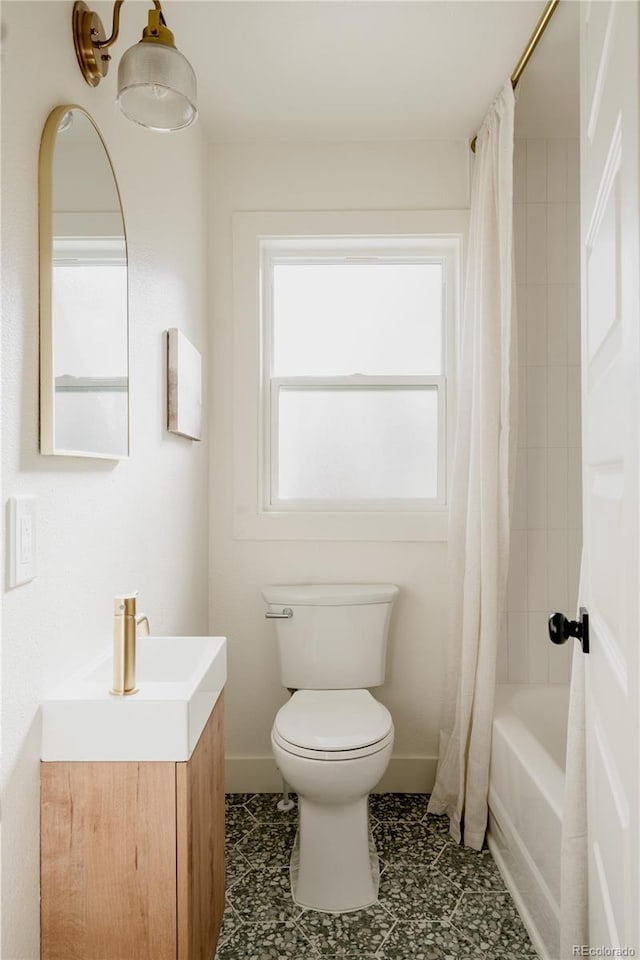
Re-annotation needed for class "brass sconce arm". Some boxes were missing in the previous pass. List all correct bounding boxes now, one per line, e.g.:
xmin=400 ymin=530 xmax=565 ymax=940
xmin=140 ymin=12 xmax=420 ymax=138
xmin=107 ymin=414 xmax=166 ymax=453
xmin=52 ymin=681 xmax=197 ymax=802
xmin=93 ymin=0 xmax=125 ymax=52
xmin=94 ymin=0 xmax=165 ymax=50
xmin=73 ymin=0 xmax=173 ymax=87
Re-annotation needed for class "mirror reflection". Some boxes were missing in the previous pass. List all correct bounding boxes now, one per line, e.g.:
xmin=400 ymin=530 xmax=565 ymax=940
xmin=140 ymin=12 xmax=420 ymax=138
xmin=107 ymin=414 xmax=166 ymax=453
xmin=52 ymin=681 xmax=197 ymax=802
xmin=41 ymin=106 xmax=129 ymax=458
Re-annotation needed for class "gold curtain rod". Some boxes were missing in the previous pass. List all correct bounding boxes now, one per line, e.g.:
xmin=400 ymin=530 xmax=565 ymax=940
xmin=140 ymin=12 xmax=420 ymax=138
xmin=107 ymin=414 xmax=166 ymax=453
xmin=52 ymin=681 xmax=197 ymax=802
xmin=470 ymin=0 xmax=560 ymax=153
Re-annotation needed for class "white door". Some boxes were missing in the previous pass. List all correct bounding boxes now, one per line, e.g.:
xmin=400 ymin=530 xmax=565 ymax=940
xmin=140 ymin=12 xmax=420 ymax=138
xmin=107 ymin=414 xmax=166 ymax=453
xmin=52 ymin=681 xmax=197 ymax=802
xmin=580 ymin=0 xmax=639 ymax=953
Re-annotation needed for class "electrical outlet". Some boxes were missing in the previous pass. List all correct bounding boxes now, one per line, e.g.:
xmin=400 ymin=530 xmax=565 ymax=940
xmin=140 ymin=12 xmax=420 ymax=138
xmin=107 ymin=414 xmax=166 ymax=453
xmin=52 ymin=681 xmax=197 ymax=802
xmin=9 ymin=496 xmax=38 ymax=587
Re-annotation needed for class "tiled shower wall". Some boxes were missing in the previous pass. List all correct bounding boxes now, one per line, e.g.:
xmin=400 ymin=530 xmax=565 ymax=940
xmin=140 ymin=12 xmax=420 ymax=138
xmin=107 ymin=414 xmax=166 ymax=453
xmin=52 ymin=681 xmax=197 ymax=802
xmin=498 ymin=138 xmax=582 ymax=684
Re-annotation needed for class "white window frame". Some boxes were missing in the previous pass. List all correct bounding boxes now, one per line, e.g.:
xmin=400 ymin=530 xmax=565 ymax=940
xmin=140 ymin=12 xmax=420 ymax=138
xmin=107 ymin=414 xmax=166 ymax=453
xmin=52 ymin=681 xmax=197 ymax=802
xmin=232 ymin=210 xmax=467 ymax=541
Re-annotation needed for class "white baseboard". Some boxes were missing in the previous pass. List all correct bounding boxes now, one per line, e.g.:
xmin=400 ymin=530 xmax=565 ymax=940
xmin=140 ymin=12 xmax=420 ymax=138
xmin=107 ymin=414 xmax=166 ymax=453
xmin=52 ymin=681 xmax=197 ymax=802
xmin=225 ymin=756 xmax=438 ymax=794
xmin=225 ymin=758 xmax=282 ymax=792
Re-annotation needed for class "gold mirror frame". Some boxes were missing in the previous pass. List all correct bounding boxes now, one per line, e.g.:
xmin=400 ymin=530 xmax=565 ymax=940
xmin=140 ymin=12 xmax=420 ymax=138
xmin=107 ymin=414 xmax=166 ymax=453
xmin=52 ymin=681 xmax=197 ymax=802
xmin=39 ymin=105 xmax=130 ymax=459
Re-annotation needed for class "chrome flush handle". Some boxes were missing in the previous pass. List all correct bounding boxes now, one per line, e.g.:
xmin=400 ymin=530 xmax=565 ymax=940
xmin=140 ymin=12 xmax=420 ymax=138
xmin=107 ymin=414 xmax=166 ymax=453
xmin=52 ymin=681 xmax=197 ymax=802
xmin=265 ymin=607 xmax=293 ymax=620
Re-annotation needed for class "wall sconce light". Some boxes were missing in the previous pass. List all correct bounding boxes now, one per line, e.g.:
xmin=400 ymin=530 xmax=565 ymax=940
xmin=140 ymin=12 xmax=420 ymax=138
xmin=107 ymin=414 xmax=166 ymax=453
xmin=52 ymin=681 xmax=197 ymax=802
xmin=72 ymin=0 xmax=197 ymax=132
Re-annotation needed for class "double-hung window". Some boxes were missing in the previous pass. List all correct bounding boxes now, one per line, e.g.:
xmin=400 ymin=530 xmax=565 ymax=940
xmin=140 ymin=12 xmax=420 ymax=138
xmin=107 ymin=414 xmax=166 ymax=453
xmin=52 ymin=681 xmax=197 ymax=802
xmin=232 ymin=211 xmax=465 ymax=540
xmin=262 ymin=237 xmax=455 ymax=513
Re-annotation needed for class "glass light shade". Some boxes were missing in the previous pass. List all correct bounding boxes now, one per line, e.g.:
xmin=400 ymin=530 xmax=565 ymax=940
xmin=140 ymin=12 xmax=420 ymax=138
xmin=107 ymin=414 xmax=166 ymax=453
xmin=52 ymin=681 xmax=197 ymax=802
xmin=117 ymin=42 xmax=197 ymax=131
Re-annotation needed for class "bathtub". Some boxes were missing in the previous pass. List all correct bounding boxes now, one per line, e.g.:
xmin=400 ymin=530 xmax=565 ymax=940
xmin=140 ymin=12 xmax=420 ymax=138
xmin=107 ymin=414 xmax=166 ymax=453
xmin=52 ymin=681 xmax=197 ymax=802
xmin=488 ymin=683 xmax=570 ymax=960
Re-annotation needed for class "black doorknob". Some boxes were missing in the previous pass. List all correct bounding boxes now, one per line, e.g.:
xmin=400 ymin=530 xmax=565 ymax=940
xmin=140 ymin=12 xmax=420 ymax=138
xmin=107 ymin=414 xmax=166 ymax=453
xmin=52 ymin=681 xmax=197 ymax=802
xmin=548 ymin=608 xmax=590 ymax=654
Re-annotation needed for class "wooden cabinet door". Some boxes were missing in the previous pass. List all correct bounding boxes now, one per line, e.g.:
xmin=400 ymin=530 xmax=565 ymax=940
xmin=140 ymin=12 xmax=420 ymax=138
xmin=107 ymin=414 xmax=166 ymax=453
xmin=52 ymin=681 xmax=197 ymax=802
xmin=41 ymin=761 xmax=177 ymax=960
xmin=176 ymin=692 xmax=225 ymax=960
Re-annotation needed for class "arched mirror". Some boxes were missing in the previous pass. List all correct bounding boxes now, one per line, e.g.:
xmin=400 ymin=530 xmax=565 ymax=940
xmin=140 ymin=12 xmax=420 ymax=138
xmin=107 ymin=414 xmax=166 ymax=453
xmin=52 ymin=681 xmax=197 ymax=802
xmin=39 ymin=105 xmax=129 ymax=459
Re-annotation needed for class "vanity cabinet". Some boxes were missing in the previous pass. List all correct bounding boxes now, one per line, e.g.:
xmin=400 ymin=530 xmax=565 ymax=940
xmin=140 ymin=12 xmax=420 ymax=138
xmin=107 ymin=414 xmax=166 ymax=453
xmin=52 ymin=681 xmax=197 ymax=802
xmin=41 ymin=693 xmax=225 ymax=960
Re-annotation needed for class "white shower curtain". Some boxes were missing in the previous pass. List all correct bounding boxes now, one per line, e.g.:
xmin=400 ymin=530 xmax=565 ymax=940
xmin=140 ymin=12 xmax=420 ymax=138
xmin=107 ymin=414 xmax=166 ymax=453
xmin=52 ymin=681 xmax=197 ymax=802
xmin=427 ymin=80 xmax=517 ymax=850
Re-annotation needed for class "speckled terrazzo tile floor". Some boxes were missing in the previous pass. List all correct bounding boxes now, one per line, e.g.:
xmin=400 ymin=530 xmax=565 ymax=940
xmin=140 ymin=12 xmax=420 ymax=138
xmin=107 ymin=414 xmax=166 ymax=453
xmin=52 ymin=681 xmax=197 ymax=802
xmin=216 ymin=793 xmax=537 ymax=960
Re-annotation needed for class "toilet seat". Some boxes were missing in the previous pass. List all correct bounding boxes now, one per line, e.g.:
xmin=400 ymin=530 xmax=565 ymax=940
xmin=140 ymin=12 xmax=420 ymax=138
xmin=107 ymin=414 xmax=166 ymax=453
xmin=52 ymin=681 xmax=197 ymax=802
xmin=273 ymin=689 xmax=393 ymax=761
xmin=272 ymin=726 xmax=394 ymax=762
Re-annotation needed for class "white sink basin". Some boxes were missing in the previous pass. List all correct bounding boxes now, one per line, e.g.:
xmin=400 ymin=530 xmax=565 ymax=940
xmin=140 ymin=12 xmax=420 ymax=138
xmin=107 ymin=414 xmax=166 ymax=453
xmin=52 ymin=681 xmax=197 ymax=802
xmin=41 ymin=636 xmax=226 ymax=762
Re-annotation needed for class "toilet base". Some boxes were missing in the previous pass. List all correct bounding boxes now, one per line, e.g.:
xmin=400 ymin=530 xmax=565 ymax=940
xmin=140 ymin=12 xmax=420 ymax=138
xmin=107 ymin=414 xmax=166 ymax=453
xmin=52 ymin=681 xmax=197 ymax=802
xmin=289 ymin=796 xmax=380 ymax=913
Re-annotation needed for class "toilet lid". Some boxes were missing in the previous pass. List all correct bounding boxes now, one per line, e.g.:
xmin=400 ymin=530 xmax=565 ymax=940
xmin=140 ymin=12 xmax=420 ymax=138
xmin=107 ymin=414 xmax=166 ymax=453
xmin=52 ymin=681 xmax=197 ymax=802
xmin=274 ymin=689 xmax=393 ymax=752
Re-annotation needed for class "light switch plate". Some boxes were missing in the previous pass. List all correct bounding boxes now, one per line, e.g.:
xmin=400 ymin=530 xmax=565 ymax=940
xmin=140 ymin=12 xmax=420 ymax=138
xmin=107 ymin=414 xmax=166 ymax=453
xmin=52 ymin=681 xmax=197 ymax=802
xmin=9 ymin=496 xmax=38 ymax=587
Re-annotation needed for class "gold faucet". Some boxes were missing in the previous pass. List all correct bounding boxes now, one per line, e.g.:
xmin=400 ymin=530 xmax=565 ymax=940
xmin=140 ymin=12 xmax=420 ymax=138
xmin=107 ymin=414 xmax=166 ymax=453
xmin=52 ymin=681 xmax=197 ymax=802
xmin=111 ymin=593 xmax=151 ymax=696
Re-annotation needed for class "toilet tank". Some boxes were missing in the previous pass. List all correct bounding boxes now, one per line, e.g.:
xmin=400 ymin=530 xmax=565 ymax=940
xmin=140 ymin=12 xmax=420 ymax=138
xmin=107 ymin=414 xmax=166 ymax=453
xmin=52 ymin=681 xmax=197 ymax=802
xmin=262 ymin=584 xmax=399 ymax=689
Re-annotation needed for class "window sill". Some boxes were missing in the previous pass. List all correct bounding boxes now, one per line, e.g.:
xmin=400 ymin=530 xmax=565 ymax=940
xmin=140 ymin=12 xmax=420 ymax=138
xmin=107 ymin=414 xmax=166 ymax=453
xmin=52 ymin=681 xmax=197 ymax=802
xmin=232 ymin=508 xmax=449 ymax=542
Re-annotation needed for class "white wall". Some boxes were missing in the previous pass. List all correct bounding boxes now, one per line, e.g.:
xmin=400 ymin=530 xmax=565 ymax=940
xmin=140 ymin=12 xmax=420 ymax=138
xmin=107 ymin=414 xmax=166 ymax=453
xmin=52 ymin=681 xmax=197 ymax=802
xmin=1 ymin=4 xmax=209 ymax=957
xmin=208 ymin=140 xmax=470 ymax=791
xmin=498 ymin=137 xmax=582 ymax=683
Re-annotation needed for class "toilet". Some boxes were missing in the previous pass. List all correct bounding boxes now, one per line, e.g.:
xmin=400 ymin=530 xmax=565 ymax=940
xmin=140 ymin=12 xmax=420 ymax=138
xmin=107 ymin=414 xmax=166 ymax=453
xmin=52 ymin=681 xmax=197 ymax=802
xmin=262 ymin=583 xmax=398 ymax=913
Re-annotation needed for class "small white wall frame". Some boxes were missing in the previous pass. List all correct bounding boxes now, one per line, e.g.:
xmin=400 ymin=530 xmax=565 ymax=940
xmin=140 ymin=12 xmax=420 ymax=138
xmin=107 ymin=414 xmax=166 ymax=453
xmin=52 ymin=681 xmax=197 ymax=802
xmin=167 ymin=328 xmax=202 ymax=441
